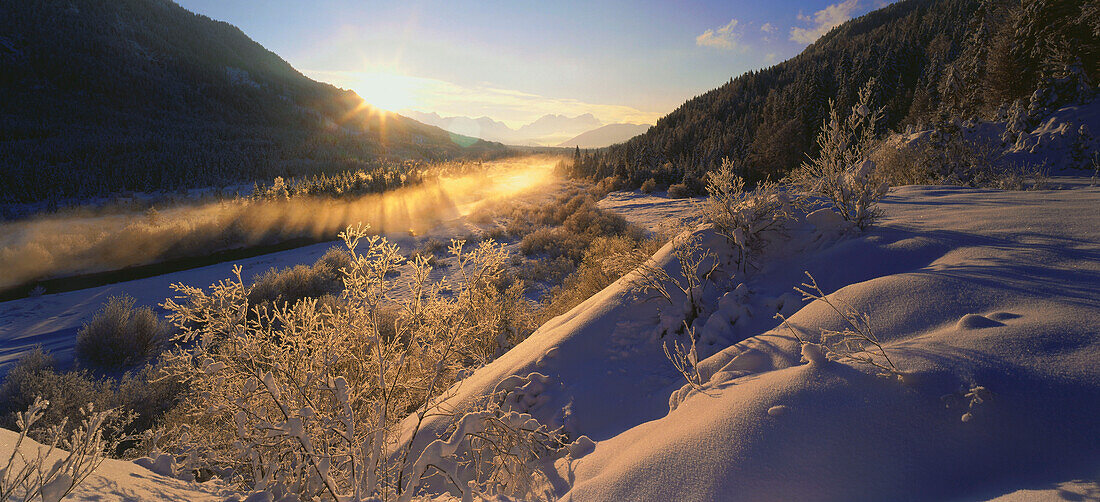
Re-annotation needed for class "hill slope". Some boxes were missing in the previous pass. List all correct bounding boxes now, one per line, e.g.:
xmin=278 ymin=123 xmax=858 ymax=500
xmin=391 ymin=177 xmax=1100 ymax=500
xmin=0 ymin=0 xmax=505 ymax=205
xmin=570 ymin=0 xmax=1098 ymax=187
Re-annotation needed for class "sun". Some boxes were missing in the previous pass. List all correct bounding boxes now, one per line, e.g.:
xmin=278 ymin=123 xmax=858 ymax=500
xmin=347 ymin=72 xmax=422 ymax=112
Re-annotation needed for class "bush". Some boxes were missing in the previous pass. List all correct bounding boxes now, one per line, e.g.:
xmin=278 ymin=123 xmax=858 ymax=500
xmin=667 ymin=183 xmax=692 ymax=198
xmin=539 ymin=235 xmax=659 ymax=323
xmin=789 ymin=79 xmax=889 ymax=229
xmin=76 ymin=295 xmax=168 ymax=370
xmin=247 ymin=246 xmax=351 ymax=305
xmin=0 ymin=396 xmax=114 ymax=501
xmin=0 ymin=348 xmax=114 ymax=438
xmin=640 ymin=178 xmax=658 ymax=193
xmin=152 ymin=224 xmax=542 ymax=499
xmin=0 ymin=348 xmax=185 ymax=456
xmin=871 ymin=125 xmax=1049 ymax=190
xmin=705 ymin=158 xmax=793 ymax=272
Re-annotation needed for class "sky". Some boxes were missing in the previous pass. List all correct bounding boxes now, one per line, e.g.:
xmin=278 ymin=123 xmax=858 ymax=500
xmin=176 ymin=0 xmax=889 ymax=128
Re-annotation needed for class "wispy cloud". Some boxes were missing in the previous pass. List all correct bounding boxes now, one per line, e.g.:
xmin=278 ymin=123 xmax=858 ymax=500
xmin=304 ymin=69 xmax=663 ymax=127
xmin=696 ymin=19 xmax=745 ymax=51
xmin=790 ymin=0 xmax=860 ymax=44
xmin=760 ymin=22 xmax=776 ymax=34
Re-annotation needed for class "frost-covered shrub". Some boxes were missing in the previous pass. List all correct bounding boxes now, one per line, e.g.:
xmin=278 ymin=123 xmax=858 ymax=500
xmin=519 ymin=227 xmax=590 ymax=261
xmin=873 ymin=123 xmax=1050 ymax=190
xmin=667 ymin=183 xmax=692 ymax=199
xmin=75 ymin=295 xmax=168 ymax=370
xmin=629 ymin=233 xmax=719 ymax=334
xmin=539 ymin=236 xmax=660 ymax=323
xmin=153 ymin=224 xmax=539 ymax=499
xmin=401 ymin=399 xmax=572 ymax=502
xmin=791 ymin=80 xmax=889 ymax=230
xmin=0 ymin=349 xmax=183 ymax=456
xmin=247 ymin=247 xmax=351 ymax=306
xmin=776 ymin=272 xmax=901 ymax=379
xmin=704 ymin=158 xmax=792 ymax=271
xmin=640 ymin=178 xmax=658 ymax=193
xmin=0 ymin=397 xmax=115 ymax=502
xmin=0 ymin=349 xmax=114 ymax=441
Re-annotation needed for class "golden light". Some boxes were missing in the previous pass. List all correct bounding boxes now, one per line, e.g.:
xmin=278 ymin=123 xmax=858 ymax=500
xmin=347 ymin=72 xmax=422 ymax=112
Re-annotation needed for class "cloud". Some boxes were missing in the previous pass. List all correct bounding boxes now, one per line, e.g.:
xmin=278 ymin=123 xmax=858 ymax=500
xmin=790 ymin=0 xmax=860 ymax=44
xmin=696 ymin=18 xmax=745 ymax=51
xmin=764 ymin=53 xmax=778 ymax=64
xmin=304 ymin=69 xmax=663 ymax=127
xmin=760 ymin=22 xmax=776 ymax=34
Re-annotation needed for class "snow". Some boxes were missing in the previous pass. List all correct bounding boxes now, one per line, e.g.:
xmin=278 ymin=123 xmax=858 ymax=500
xmin=0 ymin=428 xmax=231 ymax=501
xmin=595 ymin=191 xmax=703 ymax=235
xmin=3 ymin=171 xmax=1099 ymax=499
xmin=393 ymin=178 xmax=1100 ymax=500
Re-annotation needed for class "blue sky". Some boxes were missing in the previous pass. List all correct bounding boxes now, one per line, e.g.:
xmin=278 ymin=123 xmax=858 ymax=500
xmin=176 ymin=0 xmax=886 ymax=126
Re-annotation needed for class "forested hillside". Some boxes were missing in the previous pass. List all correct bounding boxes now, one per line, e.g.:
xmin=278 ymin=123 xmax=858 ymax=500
xmin=0 ymin=0 xmax=505 ymax=205
xmin=569 ymin=0 xmax=1098 ymax=188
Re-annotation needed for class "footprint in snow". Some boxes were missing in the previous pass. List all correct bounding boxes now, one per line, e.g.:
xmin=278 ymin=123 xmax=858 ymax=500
xmin=987 ymin=312 xmax=1021 ymax=321
xmin=957 ymin=313 xmax=1006 ymax=330
xmin=767 ymin=405 xmax=789 ymax=417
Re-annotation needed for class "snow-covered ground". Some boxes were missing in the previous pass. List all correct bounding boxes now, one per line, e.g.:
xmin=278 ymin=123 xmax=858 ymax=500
xmin=3 ymin=177 xmax=1099 ymax=500
xmin=391 ymin=179 xmax=1100 ymax=501
xmin=596 ymin=191 xmax=703 ymax=235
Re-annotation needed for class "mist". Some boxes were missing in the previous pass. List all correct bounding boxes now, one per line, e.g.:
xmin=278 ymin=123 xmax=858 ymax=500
xmin=0 ymin=156 xmax=561 ymax=291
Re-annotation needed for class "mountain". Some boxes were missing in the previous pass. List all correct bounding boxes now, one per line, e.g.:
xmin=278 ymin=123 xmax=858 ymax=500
xmin=0 ymin=0 xmax=505 ymax=205
xmin=558 ymin=123 xmax=650 ymax=148
xmin=569 ymin=0 xmax=1099 ymax=188
xmin=516 ymin=113 xmax=603 ymax=142
xmin=403 ymin=111 xmax=520 ymax=144
xmin=405 ymin=111 xmax=608 ymax=146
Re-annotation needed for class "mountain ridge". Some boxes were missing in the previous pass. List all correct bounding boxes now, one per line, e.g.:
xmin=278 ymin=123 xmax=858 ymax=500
xmin=0 ymin=0 xmax=506 ymax=205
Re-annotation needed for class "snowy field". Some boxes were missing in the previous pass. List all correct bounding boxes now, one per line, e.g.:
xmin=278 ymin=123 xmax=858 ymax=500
xmin=391 ymin=179 xmax=1100 ymax=501
xmin=2 ymin=178 xmax=1099 ymax=500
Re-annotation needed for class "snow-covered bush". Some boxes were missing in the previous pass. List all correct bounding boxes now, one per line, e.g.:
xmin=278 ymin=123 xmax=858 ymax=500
xmin=629 ymin=233 xmax=718 ymax=334
xmin=247 ymin=247 xmax=351 ymax=306
xmin=538 ymin=236 xmax=660 ymax=323
xmin=662 ymin=322 xmax=707 ymax=393
xmin=776 ymin=272 xmax=901 ymax=379
xmin=791 ymin=80 xmax=889 ymax=230
xmin=667 ymin=183 xmax=692 ymax=199
xmin=639 ymin=178 xmax=658 ymax=193
xmin=1 ymin=398 xmax=114 ymax=502
xmin=704 ymin=158 xmax=792 ymax=271
xmin=0 ymin=349 xmax=113 ymax=442
xmin=153 ymin=224 xmax=538 ymax=499
xmin=75 ymin=295 xmax=168 ymax=370
xmin=400 ymin=396 xmax=573 ymax=502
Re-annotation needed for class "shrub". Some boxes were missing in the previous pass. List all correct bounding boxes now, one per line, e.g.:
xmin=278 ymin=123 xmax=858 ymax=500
xmin=153 ymin=224 xmax=541 ymax=499
xmin=776 ymin=272 xmax=901 ymax=379
xmin=0 ymin=349 xmax=114 ymax=439
xmin=75 ymin=295 xmax=168 ymax=370
xmin=628 ymin=233 xmax=718 ymax=334
xmin=667 ymin=183 xmax=692 ymax=199
xmin=0 ymin=397 xmax=115 ymax=502
xmin=872 ymin=125 xmax=1050 ymax=191
xmin=539 ymin=236 xmax=659 ymax=323
xmin=247 ymin=247 xmax=351 ymax=305
xmin=704 ymin=158 xmax=793 ymax=272
xmin=520 ymin=227 xmax=589 ymax=261
xmin=0 ymin=348 xmax=184 ymax=456
xmin=640 ymin=178 xmax=658 ymax=193
xmin=790 ymin=79 xmax=889 ymax=229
